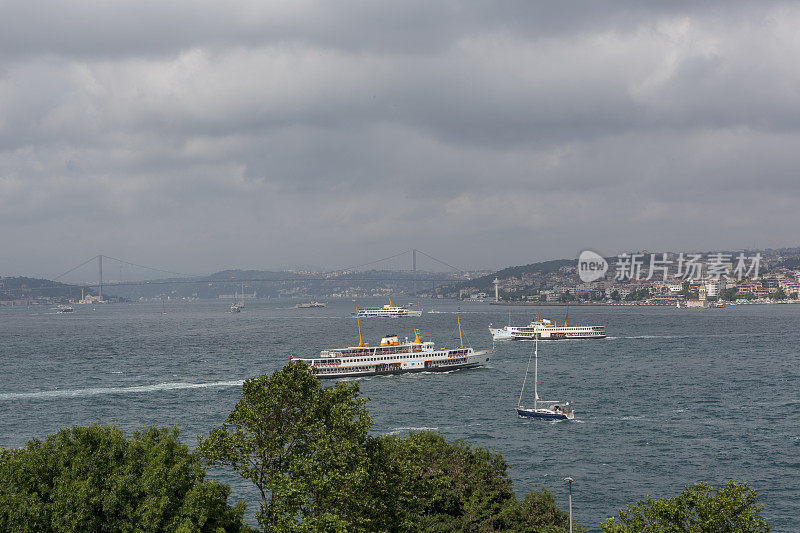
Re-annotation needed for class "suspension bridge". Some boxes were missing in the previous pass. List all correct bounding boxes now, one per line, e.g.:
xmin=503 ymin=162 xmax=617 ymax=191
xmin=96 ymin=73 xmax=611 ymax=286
xmin=20 ymin=249 xmax=476 ymax=298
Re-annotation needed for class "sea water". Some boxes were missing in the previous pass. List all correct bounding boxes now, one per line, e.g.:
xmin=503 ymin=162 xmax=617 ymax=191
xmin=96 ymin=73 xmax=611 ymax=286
xmin=1 ymin=300 xmax=798 ymax=531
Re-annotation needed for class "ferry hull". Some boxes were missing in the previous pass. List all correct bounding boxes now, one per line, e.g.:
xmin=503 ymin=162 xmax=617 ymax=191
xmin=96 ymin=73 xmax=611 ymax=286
xmin=312 ymin=353 xmax=489 ymax=379
xmin=514 ymin=333 xmax=606 ymax=341
xmin=489 ymin=323 xmax=606 ymax=341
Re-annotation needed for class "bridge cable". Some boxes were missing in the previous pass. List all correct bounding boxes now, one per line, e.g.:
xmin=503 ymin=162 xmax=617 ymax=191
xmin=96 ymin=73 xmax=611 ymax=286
xmin=415 ymin=249 xmax=465 ymax=273
xmin=52 ymin=256 xmax=100 ymax=281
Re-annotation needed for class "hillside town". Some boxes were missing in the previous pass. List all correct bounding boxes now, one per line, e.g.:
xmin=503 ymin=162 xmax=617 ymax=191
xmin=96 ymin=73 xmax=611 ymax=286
xmin=439 ymin=249 xmax=800 ymax=307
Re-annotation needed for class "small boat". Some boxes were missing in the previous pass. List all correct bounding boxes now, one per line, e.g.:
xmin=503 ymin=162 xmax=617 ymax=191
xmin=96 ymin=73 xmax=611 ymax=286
xmin=516 ymin=339 xmax=574 ymax=420
xmin=55 ymin=304 xmax=75 ymax=314
xmin=296 ymin=301 xmax=326 ymax=308
xmin=230 ymin=282 xmax=245 ymax=312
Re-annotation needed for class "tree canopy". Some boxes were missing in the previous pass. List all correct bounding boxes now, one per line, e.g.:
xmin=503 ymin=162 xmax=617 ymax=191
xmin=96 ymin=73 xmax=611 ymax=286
xmin=198 ymin=362 xmax=573 ymax=532
xmin=0 ymin=424 xmax=247 ymax=533
xmin=197 ymin=361 xmax=374 ymax=532
xmin=602 ymin=481 xmax=770 ymax=533
xmin=374 ymin=431 xmax=571 ymax=532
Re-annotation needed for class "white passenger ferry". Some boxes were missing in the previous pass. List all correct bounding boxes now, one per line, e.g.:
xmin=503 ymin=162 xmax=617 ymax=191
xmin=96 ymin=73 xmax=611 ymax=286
xmin=489 ymin=308 xmax=605 ymax=341
xmin=353 ymin=298 xmax=422 ymax=317
xmin=293 ymin=316 xmax=489 ymax=378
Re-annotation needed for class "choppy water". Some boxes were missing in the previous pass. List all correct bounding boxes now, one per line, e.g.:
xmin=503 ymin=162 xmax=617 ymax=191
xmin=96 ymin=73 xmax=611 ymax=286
xmin=1 ymin=300 xmax=798 ymax=531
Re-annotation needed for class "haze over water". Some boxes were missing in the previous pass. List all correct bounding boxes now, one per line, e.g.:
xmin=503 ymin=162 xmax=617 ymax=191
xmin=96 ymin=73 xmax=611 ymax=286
xmin=1 ymin=300 xmax=797 ymax=531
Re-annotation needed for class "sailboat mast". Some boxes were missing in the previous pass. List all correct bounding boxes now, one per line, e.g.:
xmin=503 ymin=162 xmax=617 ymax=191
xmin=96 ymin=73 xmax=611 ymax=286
xmin=534 ymin=339 xmax=539 ymax=410
xmin=518 ymin=345 xmax=532 ymax=407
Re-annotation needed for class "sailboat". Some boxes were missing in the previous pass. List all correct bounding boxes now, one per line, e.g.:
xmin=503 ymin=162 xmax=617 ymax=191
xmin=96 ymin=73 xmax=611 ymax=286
xmin=230 ymin=282 xmax=245 ymax=313
xmin=516 ymin=339 xmax=574 ymax=420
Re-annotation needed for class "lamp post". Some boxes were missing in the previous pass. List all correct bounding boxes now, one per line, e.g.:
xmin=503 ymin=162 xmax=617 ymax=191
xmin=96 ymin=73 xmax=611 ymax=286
xmin=563 ymin=477 xmax=574 ymax=533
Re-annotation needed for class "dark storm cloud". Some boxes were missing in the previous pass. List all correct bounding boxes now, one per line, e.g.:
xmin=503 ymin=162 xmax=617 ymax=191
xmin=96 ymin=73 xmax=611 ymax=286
xmin=1 ymin=1 xmax=799 ymax=276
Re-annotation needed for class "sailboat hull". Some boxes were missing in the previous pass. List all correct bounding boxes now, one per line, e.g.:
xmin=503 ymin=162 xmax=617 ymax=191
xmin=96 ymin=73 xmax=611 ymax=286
xmin=516 ymin=407 xmax=572 ymax=420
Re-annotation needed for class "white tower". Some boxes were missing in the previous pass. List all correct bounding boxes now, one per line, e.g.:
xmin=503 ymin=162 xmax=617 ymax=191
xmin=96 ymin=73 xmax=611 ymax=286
xmin=494 ymin=277 xmax=500 ymax=302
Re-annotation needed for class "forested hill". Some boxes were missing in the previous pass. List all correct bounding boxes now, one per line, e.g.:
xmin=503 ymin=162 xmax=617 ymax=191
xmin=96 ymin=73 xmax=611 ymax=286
xmin=454 ymin=259 xmax=574 ymax=292
xmin=0 ymin=276 xmax=89 ymax=300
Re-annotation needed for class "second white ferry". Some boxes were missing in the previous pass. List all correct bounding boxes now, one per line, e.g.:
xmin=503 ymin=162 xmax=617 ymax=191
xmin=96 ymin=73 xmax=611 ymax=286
xmin=353 ymin=298 xmax=422 ymax=317
xmin=489 ymin=308 xmax=606 ymax=341
xmin=293 ymin=315 xmax=489 ymax=378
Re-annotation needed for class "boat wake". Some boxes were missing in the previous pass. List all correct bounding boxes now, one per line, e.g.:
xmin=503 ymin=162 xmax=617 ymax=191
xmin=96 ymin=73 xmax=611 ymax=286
xmin=609 ymin=333 xmax=751 ymax=340
xmin=384 ymin=426 xmax=439 ymax=435
xmin=0 ymin=380 xmax=244 ymax=401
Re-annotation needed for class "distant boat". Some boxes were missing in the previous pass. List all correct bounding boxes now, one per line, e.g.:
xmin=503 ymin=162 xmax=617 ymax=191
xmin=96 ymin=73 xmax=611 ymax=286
xmin=296 ymin=301 xmax=326 ymax=308
xmin=54 ymin=304 xmax=74 ymax=314
xmin=230 ymin=283 xmax=245 ymax=312
xmin=516 ymin=339 xmax=574 ymax=420
xmin=490 ymin=305 xmax=605 ymax=341
xmin=353 ymin=298 xmax=422 ymax=317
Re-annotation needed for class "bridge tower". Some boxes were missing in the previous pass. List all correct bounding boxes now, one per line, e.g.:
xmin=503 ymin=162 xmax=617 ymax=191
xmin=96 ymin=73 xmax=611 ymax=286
xmin=98 ymin=255 xmax=103 ymax=302
xmin=412 ymin=248 xmax=417 ymax=295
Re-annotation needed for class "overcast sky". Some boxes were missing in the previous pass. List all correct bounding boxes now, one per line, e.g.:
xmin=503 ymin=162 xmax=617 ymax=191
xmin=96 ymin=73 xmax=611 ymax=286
xmin=2 ymin=1 xmax=800 ymax=278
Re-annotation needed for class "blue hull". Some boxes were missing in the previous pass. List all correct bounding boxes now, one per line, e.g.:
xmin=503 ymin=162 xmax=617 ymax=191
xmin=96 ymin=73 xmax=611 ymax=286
xmin=517 ymin=408 xmax=569 ymax=420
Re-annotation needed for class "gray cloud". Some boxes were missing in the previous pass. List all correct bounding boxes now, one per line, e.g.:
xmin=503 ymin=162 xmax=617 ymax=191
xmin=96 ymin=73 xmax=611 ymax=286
xmin=1 ymin=1 xmax=800 ymax=277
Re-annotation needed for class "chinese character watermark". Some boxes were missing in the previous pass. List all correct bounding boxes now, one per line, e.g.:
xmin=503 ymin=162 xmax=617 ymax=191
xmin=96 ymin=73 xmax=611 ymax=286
xmin=577 ymin=251 xmax=761 ymax=282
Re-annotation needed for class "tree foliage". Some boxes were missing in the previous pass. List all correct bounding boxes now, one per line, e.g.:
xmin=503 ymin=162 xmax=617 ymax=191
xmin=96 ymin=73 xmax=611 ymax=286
xmin=0 ymin=424 xmax=247 ymax=533
xmin=769 ymin=288 xmax=786 ymax=300
xmin=602 ymin=481 xmax=770 ymax=533
xmin=199 ymin=362 xmax=572 ymax=532
xmin=197 ymin=361 xmax=373 ymax=532
xmin=719 ymin=287 xmax=739 ymax=301
xmin=378 ymin=431 xmax=571 ymax=532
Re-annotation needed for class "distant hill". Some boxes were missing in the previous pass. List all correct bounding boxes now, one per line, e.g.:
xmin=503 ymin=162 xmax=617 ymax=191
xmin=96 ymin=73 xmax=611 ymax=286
xmin=103 ymin=268 xmax=470 ymax=300
xmin=0 ymin=276 xmax=94 ymax=301
xmin=449 ymin=259 xmax=574 ymax=293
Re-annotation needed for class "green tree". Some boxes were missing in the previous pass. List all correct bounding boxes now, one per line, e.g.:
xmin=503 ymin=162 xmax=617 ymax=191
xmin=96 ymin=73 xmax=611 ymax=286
xmin=197 ymin=362 xmax=373 ymax=532
xmin=610 ymin=290 xmax=620 ymax=301
xmin=678 ymin=280 xmax=699 ymax=299
xmin=769 ymin=287 xmax=786 ymax=300
xmin=0 ymin=424 xmax=247 ymax=533
xmin=602 ymin=481 xmax=769 ymax=533
xmin=720 ymin=287 xmax=739 ymax=301
xmin=374 ymin=431 xmax=571 ymax=532
xmin=497 ymin=489 xmax=574 ymax=533
xmin=199 ymin=363 xmax=572 ymax=531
